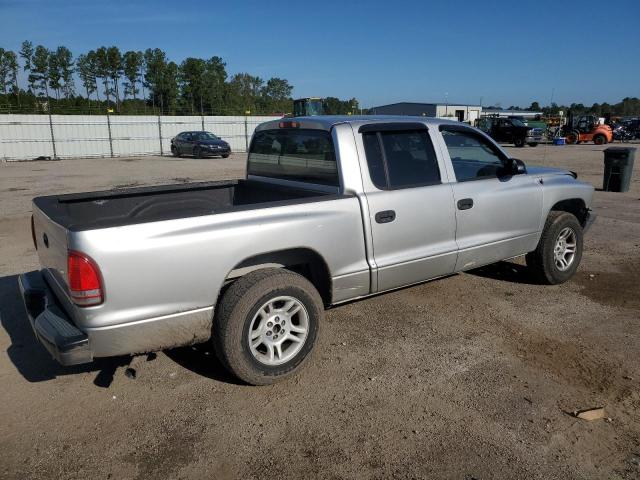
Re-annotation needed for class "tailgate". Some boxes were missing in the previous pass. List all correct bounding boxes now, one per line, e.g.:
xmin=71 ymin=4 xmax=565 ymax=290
xmin=32 ymin=205 xmax=69 ymax=293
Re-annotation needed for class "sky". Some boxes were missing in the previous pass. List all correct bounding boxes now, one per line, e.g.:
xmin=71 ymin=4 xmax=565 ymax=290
xmin=1 ymin=0 xmax=639 ymax=108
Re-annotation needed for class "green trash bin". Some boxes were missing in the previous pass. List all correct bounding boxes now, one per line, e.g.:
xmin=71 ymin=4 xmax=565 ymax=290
xmin=603 ymin=147 xmax=635 ymax=192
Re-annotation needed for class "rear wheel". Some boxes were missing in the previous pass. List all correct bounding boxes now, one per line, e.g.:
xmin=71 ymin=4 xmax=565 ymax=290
xmin=514 ymin=137 xmax=525 ymax=148
xmin=213 ymin=268 xmax=323 ymax=385
xmin=526 ymin=211 xmax=583 ymax=284
xmin=593 ymin=134 xmax=606 ymax=145
xmin=171 ymin=145 xmax=180 ymax=157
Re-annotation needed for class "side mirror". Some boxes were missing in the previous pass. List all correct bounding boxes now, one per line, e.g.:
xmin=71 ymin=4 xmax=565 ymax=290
xmin=509 ymin=158 xmax=527 ymax=175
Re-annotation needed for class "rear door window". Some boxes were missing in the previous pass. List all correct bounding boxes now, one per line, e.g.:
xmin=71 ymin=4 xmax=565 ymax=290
xmin=362 ymin=130 xmax=440 ymax=189
xmin=248 ymin=129 xmax=338 ymax=186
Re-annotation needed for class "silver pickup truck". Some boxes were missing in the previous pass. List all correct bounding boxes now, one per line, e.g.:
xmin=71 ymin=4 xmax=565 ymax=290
xmin=19 ymin=116 xmax=595 ymax=385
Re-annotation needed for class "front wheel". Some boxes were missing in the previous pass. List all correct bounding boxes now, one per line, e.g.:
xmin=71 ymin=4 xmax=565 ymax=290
xmin=593 ymin=134 xmax=607 ymax=145
xmin=222 ymin=154 xmax=230 ymax=158
xmin=528 ymin=142 xmax=538 ymax=147
xmin=526 ymin=211 xmax=583 ymax=284
xmin=565 ymin=131 xmax=579 ymax=144
xmin=193 ymin=146 xmax=203 ymax=158
xmin=213 ymin=268 xmax=323 ymax=385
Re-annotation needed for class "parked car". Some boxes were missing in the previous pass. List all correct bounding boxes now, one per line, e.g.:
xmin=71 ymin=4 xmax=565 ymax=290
xmin=170 ymin=131 xmax=231 ymax=158
xmin=20 ymin=116 xmax=595 ymax=385
xmin=477 ymin=117 xmax=544 ymax=147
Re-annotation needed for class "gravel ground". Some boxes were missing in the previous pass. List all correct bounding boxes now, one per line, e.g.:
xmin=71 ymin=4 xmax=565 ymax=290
xmin=0 ymin=144 xmax=639 ymax=479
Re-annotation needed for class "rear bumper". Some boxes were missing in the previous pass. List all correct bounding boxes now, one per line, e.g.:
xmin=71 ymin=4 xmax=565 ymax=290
xmin=18 ymin=270 xmax=214 ymax=364
xmin=18 ymin=270 xmax=93 ymax=366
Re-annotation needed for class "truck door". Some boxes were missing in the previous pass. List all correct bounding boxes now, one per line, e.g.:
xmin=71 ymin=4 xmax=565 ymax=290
xmin=437 ymin=125 xmax=543 ymax=271
xmin=357 ymin=123 xmax=458 ymax=292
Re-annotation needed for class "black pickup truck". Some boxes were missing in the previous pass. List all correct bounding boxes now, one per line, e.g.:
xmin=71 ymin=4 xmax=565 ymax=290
xmin=477 ymin=117 xmax=544 ymax=147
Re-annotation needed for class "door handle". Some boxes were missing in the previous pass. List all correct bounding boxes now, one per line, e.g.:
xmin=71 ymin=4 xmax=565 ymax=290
xmin=457 ymin=198 xmax=474 ymax=210
xmin=375 ymin=210 xmax=396 ymax=224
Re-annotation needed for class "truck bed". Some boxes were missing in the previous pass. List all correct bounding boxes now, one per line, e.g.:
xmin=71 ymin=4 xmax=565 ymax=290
xmin=34 ymin=179 xmax=341 ymax=231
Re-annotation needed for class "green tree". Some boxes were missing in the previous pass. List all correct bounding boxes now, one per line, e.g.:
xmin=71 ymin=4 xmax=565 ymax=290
xmin=19 ymin=40 xmax=36 ymax=94
xmin=261 ymin=77 xmax=293 ymax=113
xmin=76 ymin=53 xmax=97 ymax=101
xmin=5 ymin=51 xmax=19 ymax=96
xmin=228 ymin=73 xmax=263 ymax=114
xmin=262 ymin=77 xmax=293 ymax=101
xmin=203 ymin=56 xmax=227 ymax=114
xmin=32 ymin=45 xmax=51 ymax=98
xmin=324 ymin=97 xmax=358 ymax=115
xmin=179 ymin=57 xmax=206 ymax=113
xmin=162 ymin=61 xmax=179 ymax=113
xmin=95 ymin=47 xmax=111 ymax=104
xmin=123 ymin=50 xmax=143 ymax=100
xmin=106 ymin=46 xmax=123 ymax=109
xmin=56 ymin=46 xmax=74 ymax=98
xmin=143 ymin=48 xmax=168 ymax=111
xmin=529 ymin=101 xmax=541 ymax=111
xmin=0 ymin=48 xmax=9 ymax=95
xmin=48 ymin=51 xmax=62 ymax=99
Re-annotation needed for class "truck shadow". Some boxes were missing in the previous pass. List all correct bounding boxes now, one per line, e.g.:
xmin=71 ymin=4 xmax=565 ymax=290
xmin=0 ymin=274 xmax=130 ymax=387
xmin=467 ymin=261 xmax=539 ymax=285
xmin=164 ymin=344 xmax=243 ymax=385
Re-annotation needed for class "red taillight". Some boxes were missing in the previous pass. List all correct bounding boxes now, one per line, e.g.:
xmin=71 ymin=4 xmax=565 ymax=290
xmin=31 ymin=215 xmax=37 ymax=250
xmin=67 ymin=251 xmax=103 ymax=306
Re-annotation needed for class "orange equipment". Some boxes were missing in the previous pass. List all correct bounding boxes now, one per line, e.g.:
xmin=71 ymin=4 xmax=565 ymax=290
xmin=563 ymin=114 xmax=613 ymax=145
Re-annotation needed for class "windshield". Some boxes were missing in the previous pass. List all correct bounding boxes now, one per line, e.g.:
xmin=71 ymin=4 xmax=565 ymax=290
xmin=510 ymin=119 xmax=526 ymax=127
xmin=195 ymin=132 xmax=219 ymax=141
xmin=248 ymin=129 xmax=338 ymax=186
xmin=293 ymin=99 xmax=324 ymax=117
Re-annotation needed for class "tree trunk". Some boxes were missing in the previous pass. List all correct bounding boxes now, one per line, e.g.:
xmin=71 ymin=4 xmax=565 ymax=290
xmin=103 ymin=77 xmax=110 ymax=103
xmin=113 ymin=78 xmax=120 ymax=112
xmin=86 ymin=85 xmax=91 ymax=113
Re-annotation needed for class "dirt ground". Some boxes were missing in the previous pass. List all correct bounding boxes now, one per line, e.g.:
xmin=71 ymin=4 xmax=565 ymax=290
xmin=1 ymin=144 xmax=639 ymax=480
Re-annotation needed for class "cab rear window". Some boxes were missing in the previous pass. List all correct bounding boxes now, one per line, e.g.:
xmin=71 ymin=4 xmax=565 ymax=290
xmin=248 ymin=129 xmax=338 ymax=186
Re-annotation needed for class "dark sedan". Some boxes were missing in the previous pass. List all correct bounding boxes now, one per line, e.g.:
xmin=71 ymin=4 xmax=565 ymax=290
xmin=170 ymin=131 xmax=231 ymax=158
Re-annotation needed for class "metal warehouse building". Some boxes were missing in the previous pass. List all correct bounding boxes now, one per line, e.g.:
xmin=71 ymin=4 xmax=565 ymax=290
xmin=368 ymin=102 xmax=482 ymax=124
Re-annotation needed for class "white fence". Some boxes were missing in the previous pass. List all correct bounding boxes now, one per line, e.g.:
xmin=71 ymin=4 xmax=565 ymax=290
xmin=0 ymin=114 xmax=283 ymax=161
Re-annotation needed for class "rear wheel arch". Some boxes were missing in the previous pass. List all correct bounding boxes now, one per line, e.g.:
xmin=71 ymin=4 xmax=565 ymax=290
xmin=224 ymin=248 xmax=332 ymax=307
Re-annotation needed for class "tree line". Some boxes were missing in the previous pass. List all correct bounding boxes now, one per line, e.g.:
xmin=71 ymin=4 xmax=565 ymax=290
xmin=0 ymin=41 xmax=359 ymax=116
xmin=1 ymin=42 xmax=637 ymax=117
xmin=493 ymin=99 xmax=640 ymax=118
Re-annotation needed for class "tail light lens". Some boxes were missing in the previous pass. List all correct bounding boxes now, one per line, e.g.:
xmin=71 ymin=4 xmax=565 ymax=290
xmin=67 ymin=251 xmax=103 ymax=306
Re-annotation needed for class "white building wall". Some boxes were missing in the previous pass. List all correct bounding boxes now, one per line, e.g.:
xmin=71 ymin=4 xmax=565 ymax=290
xmin=0 ymin=114 xmax=283 ymax=161
xmin=435 ymin=105 xmax=481 ymax=124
